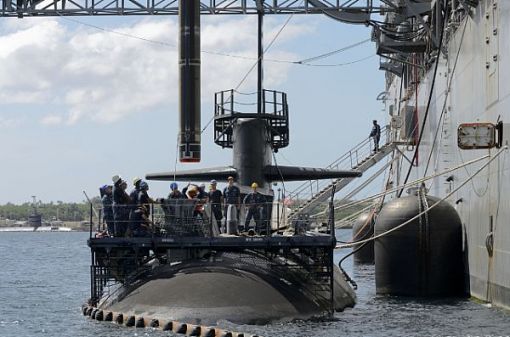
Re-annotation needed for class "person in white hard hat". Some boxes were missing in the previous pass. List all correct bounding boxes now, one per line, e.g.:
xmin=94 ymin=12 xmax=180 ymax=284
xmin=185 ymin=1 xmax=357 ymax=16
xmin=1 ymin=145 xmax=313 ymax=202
xmin=130 ymin=177 xmax=142 ymax=207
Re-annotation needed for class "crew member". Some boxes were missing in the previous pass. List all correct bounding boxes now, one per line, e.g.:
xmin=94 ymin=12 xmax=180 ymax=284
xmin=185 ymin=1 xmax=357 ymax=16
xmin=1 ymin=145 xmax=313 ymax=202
xmin=137 ymin=181 xmax=155 ymax=214
xmin=112 ymin=175 xmax=131 ymax=237
xmin=186 ymin=185 xmax=199 ymax=199
xmin=100 ymin=185 xmax=114 ymax=236
xmin=197 ymin=183 xmax=208 ymax=200
xmin=159 ymin=182 xmax=184 ymax=231
xmin=208 ymin=180 xmax=223 ymax=229
xmin=130 ymin=177 xmax=142 ymax=206
xmin=243 ymin=182 xmax=265 ymax=233
xmin=369 ymin=120 xmax=381 ymax=152
xmin=168 ymin=182 xmax=184 ymax=199
xmin=129 ymin=205 xmax=153 ymax=237
xmin=128 ymin=177 xmax=142 ymax=227
xmin=223 ymin=176 xmax=241 ymax=224
xmin=186 ymin=185 xmax=206 ymax=219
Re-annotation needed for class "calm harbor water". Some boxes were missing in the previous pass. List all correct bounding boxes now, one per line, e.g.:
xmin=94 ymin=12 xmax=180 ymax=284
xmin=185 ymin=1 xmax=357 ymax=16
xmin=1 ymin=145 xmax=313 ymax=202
xmin=1 ymin=230 xmax=509 ymax=337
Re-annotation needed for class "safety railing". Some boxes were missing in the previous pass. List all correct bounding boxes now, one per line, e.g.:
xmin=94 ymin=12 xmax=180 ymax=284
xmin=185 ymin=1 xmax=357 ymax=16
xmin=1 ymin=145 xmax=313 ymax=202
xmin=213 ymin=89 xmax=289 ymax=149
xmin=89 ymin=198 xmax=343 ymax=239
xmin=288 ymin=125 xmax=390 ymax=202
xmin=90 ymin=200 xmax=298 ymax=238
xmin=214 ymin=89 xmax=288 ymax=116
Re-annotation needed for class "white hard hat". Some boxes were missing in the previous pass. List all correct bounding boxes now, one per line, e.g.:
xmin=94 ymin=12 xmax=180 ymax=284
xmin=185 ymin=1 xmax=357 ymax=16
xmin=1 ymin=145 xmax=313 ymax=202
xmin=112 ymin=175 xmax=122 ymax=184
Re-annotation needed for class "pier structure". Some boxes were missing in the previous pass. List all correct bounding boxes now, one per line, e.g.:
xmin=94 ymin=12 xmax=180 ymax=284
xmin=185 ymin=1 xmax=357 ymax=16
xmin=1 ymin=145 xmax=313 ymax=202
xmin=1 ymin=1 xmax=387 ymax=19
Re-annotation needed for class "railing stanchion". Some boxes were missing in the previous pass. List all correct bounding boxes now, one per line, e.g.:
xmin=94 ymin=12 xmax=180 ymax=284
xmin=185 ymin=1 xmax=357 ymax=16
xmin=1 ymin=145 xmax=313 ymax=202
xmin=328 ymin=183 xmax=337 ymax=315
xmin=99 ymin=209 xmax=103 ymax=232
xmin=214 ymin=92 xmax=217 ymax=116
xmin=277 ymin=203 xmax=280 ymax=233
xmin=329 ymin=185 xmax=336 ymax=237
xmin=273 ymin=90 xmax=276 ymax=114
xmin=209 ymin=202 xmax=213 ymax=237
xmin=230 ymin=89 xmax=234 ymax=114
xmin=151 ymin=203 xmax=155 ymax=238
xmin=221 ymin=90 xmax=224 ymax=114
xmin=90 ymin=252 xmax=95 ymax=304
xmin=89 ymin=203 xmax=93 ymax=238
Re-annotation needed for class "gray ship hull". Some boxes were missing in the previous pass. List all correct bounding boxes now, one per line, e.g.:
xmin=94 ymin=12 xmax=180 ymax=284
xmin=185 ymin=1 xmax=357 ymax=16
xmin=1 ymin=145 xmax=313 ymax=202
xmin=383 ymin=0 xmax=510 ymax=310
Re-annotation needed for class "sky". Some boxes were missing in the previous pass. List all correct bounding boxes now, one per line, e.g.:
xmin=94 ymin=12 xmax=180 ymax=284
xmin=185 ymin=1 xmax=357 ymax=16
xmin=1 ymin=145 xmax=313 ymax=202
xmin=0 ymin=12 xmax=386 ymax=204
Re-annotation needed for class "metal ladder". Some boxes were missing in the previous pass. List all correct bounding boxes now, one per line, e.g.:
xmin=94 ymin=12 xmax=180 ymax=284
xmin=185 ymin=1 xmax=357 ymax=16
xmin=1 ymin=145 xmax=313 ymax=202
xmin=287 ymin=125 xmax=395 ymax=220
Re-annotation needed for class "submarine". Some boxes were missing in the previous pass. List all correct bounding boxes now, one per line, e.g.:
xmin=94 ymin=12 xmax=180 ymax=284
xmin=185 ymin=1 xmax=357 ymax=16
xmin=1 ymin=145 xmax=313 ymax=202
xmin=85 ymin=0 xmax=361 ymax=328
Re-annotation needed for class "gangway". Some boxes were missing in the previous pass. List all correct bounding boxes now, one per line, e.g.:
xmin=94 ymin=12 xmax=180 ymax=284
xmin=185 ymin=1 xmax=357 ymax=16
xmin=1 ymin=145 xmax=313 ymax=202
xmin=288 ymin=125 xmax=395 ymax=220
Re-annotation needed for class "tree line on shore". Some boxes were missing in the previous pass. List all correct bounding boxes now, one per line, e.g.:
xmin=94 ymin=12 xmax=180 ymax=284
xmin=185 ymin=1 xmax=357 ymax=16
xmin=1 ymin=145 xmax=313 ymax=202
xmin=0 ymin=197 xmax=373 ymax=223
xmin=0 ymin=198 xmax=102 ymax=221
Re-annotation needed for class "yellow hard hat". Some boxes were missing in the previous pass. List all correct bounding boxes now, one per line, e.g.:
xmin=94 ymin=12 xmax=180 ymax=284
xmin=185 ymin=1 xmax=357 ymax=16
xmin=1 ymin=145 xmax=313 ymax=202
xmin=251 ymin=182 xmax=258 ymax=189
xmin=133 ymin=177 xmax=142 ymax=186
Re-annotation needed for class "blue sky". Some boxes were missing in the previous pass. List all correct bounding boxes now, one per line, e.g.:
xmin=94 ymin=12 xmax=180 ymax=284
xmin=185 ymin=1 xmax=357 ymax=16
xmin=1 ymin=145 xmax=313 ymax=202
xmin=0 ymin=13 xmax=386 ymax=204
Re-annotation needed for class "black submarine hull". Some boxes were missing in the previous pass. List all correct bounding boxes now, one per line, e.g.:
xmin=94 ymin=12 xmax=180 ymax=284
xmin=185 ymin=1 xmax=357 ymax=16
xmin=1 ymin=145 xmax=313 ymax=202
xmin=98 ymin=253 xmax=356 ymax=325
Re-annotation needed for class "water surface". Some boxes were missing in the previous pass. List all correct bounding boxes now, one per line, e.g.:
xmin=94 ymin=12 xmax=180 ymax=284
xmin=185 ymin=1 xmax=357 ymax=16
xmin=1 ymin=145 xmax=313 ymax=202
xmin=0 ymin=231 xmax=508 ymax=337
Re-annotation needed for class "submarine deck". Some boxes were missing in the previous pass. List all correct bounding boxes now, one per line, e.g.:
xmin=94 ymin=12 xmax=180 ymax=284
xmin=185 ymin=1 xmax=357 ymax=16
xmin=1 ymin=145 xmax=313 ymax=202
xmin=88 ymin=234 xmax=336 ymax=250
xmin=87 ymin=234 xmax=340 ymax=309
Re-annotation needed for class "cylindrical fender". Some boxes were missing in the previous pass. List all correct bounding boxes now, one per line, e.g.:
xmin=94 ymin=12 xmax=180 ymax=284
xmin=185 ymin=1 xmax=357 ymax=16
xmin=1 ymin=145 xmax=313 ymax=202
xmin=125 ymin=315 xmax=135 ymax=327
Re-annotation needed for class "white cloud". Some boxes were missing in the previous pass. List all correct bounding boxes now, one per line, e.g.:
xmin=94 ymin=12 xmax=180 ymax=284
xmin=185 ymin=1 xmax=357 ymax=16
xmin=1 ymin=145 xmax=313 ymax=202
xmin=0 ymin=116 xmax=24 ymax=128
xmin=0 ymin=20 xmax=63 ymax=58
xmin=40 ymin=114 xmax=64 ymax=126
xmin=0 ymin=16 xmax=313 ymax=125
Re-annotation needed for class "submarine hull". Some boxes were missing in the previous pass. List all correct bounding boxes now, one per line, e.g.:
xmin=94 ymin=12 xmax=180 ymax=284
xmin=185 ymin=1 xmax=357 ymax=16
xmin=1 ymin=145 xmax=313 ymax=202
xmin=99 ymin=256 xmax=356 ymax=325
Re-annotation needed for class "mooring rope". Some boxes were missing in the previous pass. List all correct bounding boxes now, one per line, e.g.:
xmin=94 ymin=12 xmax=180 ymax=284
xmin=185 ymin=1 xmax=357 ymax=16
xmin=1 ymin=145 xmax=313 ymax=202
xmin=335 ymin=146 xmax=508 ymax=249
xmin=311 ymin=152 xmax=495 ymax=219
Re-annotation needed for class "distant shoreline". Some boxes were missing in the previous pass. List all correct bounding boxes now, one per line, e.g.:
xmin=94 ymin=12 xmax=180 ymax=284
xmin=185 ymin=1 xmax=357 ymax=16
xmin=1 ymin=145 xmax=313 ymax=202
xmin=0 ymin=220 xmax=90 ymax=232
xmin=0 ymin=226 xmax=87 ymax=232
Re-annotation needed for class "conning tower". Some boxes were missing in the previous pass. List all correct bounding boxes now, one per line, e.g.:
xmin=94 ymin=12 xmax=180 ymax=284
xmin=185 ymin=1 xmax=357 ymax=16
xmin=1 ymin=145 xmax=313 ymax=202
xmin=213 ymin=88 xmax=289 ymax=188
xmin=147 ymin=88 xmax=360 ymax=185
